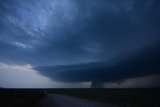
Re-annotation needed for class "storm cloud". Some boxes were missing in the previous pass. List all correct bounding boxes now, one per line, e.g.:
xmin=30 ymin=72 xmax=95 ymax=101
xmin=36 ymin=43 xmax=160 ymax=87
xmin=0 ymin=0 xmax=160 ymax=88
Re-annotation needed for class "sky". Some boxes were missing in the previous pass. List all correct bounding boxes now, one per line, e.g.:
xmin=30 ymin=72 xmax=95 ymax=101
xmin=0 ymin=0 xmax=160 ymax=88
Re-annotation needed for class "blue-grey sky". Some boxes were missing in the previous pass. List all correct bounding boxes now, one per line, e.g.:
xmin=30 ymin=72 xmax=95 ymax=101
xmin=0 ymin=0 xmax=160 ymax=88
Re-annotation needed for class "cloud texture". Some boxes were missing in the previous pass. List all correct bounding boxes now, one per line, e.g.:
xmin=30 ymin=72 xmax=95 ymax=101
xmin=0 ymin=0 xmax=160 ymax=87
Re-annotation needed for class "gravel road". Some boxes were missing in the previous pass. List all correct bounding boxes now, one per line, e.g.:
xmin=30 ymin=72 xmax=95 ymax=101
xmin=38 ymin=94 xmax=119 ymax=107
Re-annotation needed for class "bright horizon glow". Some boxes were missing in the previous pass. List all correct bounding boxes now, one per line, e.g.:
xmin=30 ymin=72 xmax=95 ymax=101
xmin=0 ymin=63 xmax=91 ymax=88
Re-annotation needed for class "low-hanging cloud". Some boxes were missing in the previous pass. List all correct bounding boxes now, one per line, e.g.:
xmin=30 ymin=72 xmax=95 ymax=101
xmin=36 ymin=43 xmax=160 ymax=87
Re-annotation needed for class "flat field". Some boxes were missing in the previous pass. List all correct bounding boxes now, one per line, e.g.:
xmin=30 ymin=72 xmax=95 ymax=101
xmin=0 ymin=88 xmax=159 ymax=107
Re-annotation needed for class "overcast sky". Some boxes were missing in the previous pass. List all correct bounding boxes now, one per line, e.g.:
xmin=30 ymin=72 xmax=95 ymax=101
xmin=0 ymin=0 xmax=160 ymax=88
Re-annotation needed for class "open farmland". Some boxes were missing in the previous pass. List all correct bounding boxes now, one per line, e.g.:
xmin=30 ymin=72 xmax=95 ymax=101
xmin=0 ymin=88 xmax=160 ymax=107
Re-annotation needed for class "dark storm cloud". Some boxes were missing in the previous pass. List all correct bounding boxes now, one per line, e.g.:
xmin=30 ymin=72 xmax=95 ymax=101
xmin=0 ymin=0 xmax=160 ymax=65
xmin=36 ymin=42 xmax=160 ymax=83
xmin=0 ymin=0 xmax=160 ymax=86
xmin=33 ymin=0 xmax=160 ymax=65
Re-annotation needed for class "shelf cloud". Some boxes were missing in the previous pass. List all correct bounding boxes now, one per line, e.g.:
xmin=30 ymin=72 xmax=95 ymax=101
xmin=0 ymin=0 xmax=160 ymax=88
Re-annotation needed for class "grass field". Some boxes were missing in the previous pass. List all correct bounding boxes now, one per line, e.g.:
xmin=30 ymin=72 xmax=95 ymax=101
xmin=0 ymin=88 xmax=160 ymax=107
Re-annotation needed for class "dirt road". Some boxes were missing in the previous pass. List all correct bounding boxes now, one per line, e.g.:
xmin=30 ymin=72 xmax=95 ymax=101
xmin=38 ymin=94 xmax=119 ymax=107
